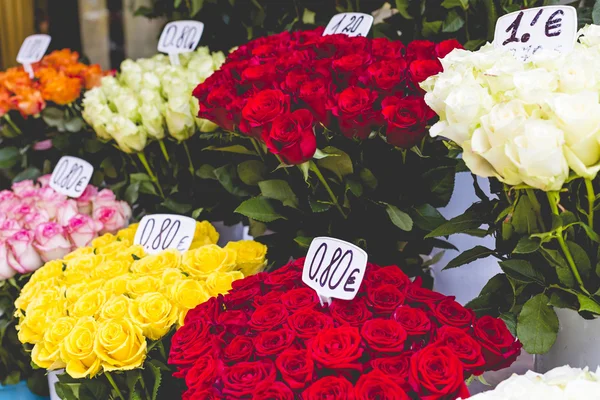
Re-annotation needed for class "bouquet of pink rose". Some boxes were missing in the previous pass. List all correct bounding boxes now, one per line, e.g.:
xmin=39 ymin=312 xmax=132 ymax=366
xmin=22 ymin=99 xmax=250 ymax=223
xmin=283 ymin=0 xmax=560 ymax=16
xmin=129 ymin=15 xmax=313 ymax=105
xmin=0 ymin=175 xmax=131 ymax=395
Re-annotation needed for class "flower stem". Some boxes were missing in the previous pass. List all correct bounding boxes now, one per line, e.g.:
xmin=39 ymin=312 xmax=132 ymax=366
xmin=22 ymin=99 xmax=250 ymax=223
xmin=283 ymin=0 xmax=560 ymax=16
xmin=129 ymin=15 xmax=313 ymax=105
xmin=182 ymin=141 xmax=195 ymax=176
xmin=309 ymin=161 xmax=347 ymax=219
xmin=105 ymin=371 xmax=125 ymax=400
xmin=547 ymin=191 xmax=589 ymax=295
xmin=159 ymin=140 xmax=170 ymax=163
xmin=137 ymin=152 xmax=165 ymax=199
xmin=250 ymin=138 xmax=265 ymax=161
xmin=525 ymin=189 xmax=546 ymax=232
xmin=585 ymin=178 xmax=595 ymax=231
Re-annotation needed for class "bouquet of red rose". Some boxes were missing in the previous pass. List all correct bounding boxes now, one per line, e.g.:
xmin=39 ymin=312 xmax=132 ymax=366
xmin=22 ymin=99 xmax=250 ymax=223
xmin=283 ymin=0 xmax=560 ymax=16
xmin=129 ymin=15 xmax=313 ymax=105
xmin=191 ymin=28 xmax=464 ymax=275
xmin=168 ymin=259 xmax=521 ymax=399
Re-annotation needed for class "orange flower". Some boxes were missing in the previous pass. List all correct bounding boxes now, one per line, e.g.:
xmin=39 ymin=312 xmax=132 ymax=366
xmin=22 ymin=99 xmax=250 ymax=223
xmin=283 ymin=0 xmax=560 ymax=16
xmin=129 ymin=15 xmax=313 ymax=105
xmin=41 ymin=49 xmax=79 ymax=68
xmin=0 ymin=87 xmax=11 ymax=117
xmin=12 ymin=87 xmax=45 ymax=116
xmin=41 ymin=75 xmax=82 ymax=105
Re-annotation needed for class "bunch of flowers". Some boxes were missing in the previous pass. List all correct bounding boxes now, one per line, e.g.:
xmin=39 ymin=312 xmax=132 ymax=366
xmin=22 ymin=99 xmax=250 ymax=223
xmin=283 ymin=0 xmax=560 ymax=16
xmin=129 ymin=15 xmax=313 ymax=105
xmin=466 ymin=366 xmax=600 ymax=399
xmin=421 ymin=25 xmax=600 ymax=356
xmin=169 ymin=258 xmax=521 ymax=399
xmin=15 ymin=221 xmax=267 ymax=399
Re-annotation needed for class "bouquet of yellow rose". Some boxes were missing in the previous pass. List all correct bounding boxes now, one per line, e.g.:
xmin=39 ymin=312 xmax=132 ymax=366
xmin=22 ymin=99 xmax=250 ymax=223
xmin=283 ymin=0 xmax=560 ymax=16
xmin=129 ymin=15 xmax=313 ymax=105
xmin=14 ymin=221 xmax=267 ymax=399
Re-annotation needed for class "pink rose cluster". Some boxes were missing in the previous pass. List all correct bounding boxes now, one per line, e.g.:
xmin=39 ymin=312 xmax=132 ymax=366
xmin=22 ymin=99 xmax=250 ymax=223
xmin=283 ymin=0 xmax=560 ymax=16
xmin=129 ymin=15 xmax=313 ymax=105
xmin=0 ymin=175 xmax=131 ymax=279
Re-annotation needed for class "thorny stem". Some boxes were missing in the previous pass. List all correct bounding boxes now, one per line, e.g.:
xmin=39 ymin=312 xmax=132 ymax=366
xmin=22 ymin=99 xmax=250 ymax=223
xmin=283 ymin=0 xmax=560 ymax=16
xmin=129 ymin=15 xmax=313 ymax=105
xmin=309 ymin=161 xmax=347 ymax=219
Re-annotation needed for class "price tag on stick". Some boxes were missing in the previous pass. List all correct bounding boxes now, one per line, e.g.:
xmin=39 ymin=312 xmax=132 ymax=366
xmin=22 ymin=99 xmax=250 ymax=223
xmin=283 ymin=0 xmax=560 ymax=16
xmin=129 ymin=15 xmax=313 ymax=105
xmin=494 ymin=6 xmax=577 ymax=61
xmin=134 ymin=214 xmax=196 ymax=255
xmin=17 ymin=34 xmax=51 ymax=78
xmin=302 ymin=237 xmax=368 ymax=306
xmin=158 ymin=21 xmax=204 ymax=66
xmin=49 ymin=156 xmax=93 ymax=198
xmin=323 ymin=13 xmax=374 ymax=37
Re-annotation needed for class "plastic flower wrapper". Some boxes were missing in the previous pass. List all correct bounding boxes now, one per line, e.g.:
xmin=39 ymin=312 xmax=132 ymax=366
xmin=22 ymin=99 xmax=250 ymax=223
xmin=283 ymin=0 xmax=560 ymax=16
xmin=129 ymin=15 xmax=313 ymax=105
xmin=15 ymin=220 xmax=267 ymax=399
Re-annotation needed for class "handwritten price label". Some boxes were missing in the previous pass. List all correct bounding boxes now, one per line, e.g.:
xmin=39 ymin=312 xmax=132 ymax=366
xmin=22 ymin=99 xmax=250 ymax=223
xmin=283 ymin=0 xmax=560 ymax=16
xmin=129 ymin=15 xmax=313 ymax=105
xmin=49 ymin=156 xmax=93 ymax=198
xmin=302 ymin=237 xmax=368 ymax=306
xmin=323 ymin=13 xmax=374 ymax=37
xmin=134 ymin=214 xmax=196 ymax=255
xmin=158 ymin=21 xmax=204 ymax=66
xmin=494 ymin=6 xmax=577 ymax=61
xmin=17 ymin=34 xmax=51 ymax=78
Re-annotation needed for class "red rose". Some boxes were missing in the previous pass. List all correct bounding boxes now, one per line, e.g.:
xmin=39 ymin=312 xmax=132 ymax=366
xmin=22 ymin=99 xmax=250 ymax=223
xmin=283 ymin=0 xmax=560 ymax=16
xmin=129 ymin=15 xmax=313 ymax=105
xmin=367 ymin=60 xmax=407 ymax=91
xmin=217 ymin=310 xmax=250 ymax=335
xmin=364 ymin=265 xmax=411 ymax=291
xmin=184 ymin=296 xmax=222 ymax=324
xmin=250 ymin=303 xmax=289 ymax=331
xmin=254 ymin=290 xmax=286 ymax=308
xmin=231 ymin=272 xmax=267 ymax=292
xmin=473 ymin=316 xmax=522 ymax=372
xmin=436 ymin=326 xmax=486 ymax=373
xmin=302 ymin=376 xmax=355 ymax=400
xmin=265 ymin=109 xmax=317 ymax=165
xmin=288 ymin=308 xmax=334 ymax=339
xmin=223 ymin=335 xmax=254 ymax=364
xmin=406 ymin=40 xmax=436 ymax=61
xmin=393 ymin=306 xmax=433 ymax=336
xmin=253 ymin=382 xmax=294 ymax=400
xmin=435 ymin=39 xmax=464 ymax=58
xmin=367 ymin=284 xmax=406 ymax=315
xmin=310 ymin=326 xmax=364 ymax=370
xmin=254 ymin=328 xmax=296 ymax=357
xmin=371 ymin=38 xmax=405 ymax=59
xmin=275 ymin=348 xmax=315 ymax=389
xmin=223 ymin=287 xmax=262 ymax=311
xmin=361 ymin=319 xmax=407 ymax=353
xmin=409 ymin=345 xmax=470 ymax=400
xmin=168 ymin=319 xmax=214 ymax=372
xmin=408 ymin=59 xmax=442 ymax=84
xmin=333 ymin=51 xmax=371 ymax=73
xmin=329 ymin=86 xmax=378 ymax=139
xmin=381 ymin=96 xmax=434 ymax=148
xmin=355 ymin=370 xmax=410 ymax=400
xmin=432 ymin=297 xmax=475 ymax=330
xmin=241 ymin=89 xmax=290 ymax=135
xmin=405 ymin=278 xmax=446 ymax=305
xmin=222 ymin=360 xmax=277 ymax=398
xmin=265 ymin=266 xmax=302 ymax=289
xmin=183 ymin=387 xmax=220 ymax=400
xmin=241 ymin=64 xmax=276 ymax=86
xmin=298 ymin=77 xmax=330 ymax=123
xmin=329 ymin=297 xmax=372 ymax=327
xmin=282 ymin=70 xmax=312 ymax=93
xmin=184 ymin=355 xmax=219 ymax=391
xmin=371 ymin=352 xmax=413 ymax=386
xmin=280 ymin=287 xmax=318 ymax=311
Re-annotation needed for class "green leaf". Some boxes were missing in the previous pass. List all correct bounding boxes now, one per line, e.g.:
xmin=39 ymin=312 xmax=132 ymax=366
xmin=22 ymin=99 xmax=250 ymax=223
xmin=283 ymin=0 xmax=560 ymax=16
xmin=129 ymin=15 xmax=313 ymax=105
xmin=410 ymin=204 xmax=446 ymax=232
xmin=13 ymin=167 xmax=41 ymax=183
xmin=203 ymin=145 xmax=257 ymax=156
xmin=65 ymin=117 xmax=84 ymax=132
xmin=385 ymin=204 xmax=413 ymax=231
xmin=125 ymin=182 xmax=140 ymax=204
xmin=237 ymin=160 xmax=266 ymax=186
xmin=500 ymin=312 xmax=517 ymax=337
xmin=0 ymin=147 xmax=20 ymax=169
xmin=299 ymin=162 xmax=310 ymax=183
xmin=500 ymin=259 xmax=545 ymax=285
xmin=160 ymin=198 xmax=192 ymax=214
xmin=466 ymin=274 xmax=512 ymax=316
xmin=514 ymin=236 xmax=541 ymax=254
xmin=443 ymin=246 xmax=494 ymax=270
xmin=423 ymin=251 xmax=445 ymax=267
xmin=422 ymin=19 xmax=443 ymax=37
xmin=464 ymin=39 xmax=486 ymax=51
xmin=196 ymin=164 xmax=217 ymax=180
xmin=248 ymin=218 xmax=267 ymax=237
xmin=441 ymin=0 xmax=469 ymax=9
xmin=309 ymin=197 xmax=331 ymax=213
xmin=130 ymin=173 xmax=152 ymax=182
xmin=148 ymin=360 xmax=162 ymax=400
xmin=235 ymin=196 xmax=286 ymax=223
xmin=359 ymin=168 xmax=378 ymax=190
xmin=395 ymin=0 xmax=412 ymax=19
xmin=316 ymin=147 xmax=353 ymax=181
xmin=425 ymin=210 xmax=486 ymax=238
xmin=312 ymin=149 xmax=339 ymax=159
xmin=442 ymin=10 xmax=465 ymax=33
xmin=345 ymin=178 xmax=363 ymax=198
xmin=423 ymin=166 xmax=455 ymax=207
xmin=259 ymin=180 xmax=299 ymax=208
xmin=593 ymin=0 xmax=600 ymax=24
xmin=566 ymin=241 xmax=591 ymax=281
xmin=41 ymin=107 xmax=65 ymax=128
xmin=482 ymin=0 xmax=499 ymax=41
xmin=511 ymin=195 xmax=539 ymax=234
xmin=294 ymin=236 xmax=313 ymax=248
xmin=548 ymin=291 xmax=573 ymax=309
xmin=577 ymin=294 xmax=600 ymax=314
xmin=191 ymin=208 xmax=204 ymax=219
xmin=214 ymin=164 xmax=251 ymax=197
xmin=517 ymin=293 xmax=558 ymax=354
xmin=190 ymin=0 xmax=204 ymax=16
xmin=302 ymin=8 xmax=316 ymax=24
xmin=541 ymin=248 xmax=576 ymax=288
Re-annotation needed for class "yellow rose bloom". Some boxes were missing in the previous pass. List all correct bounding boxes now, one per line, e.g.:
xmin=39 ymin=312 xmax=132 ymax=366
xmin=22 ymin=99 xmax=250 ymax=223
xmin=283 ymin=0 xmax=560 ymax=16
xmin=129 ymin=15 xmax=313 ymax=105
xmin=161 ymin=268 xmax=186 ymax=286
xmin=91 ymin=260 xmax=130 ymax=280
xmin=205 ymin=271 xmax=245 ymax=297
xmin=91 ymin=233 xmax=117 ymax=249
xmin=188 ymin=221 xmax=219 ymax=249
xmin=32 ymin=316 xmax=76 ymax=369
xmin=126 ymin=276 xmax=161 ymax=298
xmin=60 ymin=317 xmax=101 ymax=379
xmin=18 ymin=309 xmax=52 ymax=344
xmin=63 ymin=247 xmax=94 ymax=261
xmin=71 ymin=289 xmax=107 ymax=318
xmin=95 ymin=241 xmax=129 ymax=256
xmin=66 ymin=281 xmax=104 ymax=305
xmin=225 ymin=240 xmax=267 ymax=276
xmin=182 ymin=244 xmax=237 ymax=278
xmin=99 ymin=295 xmax=131 ymax=321
xmin=28 ymin=260 xmax=64 ymax=284
xmin=15 ymin=277 xmax=62 ymax=312
xmin=168 ymin=279 xmax=210 ymax=310
xmin=130 ymin=249 xmax=179 ymax=276
xmin=66 ymin=254 xmax=102 ymax=274
xmin=129 ymin=292 xmax=178 ymax=340
xmin=94 ymin=318 xmax=146 ymax=371
xmin=103 ymin=275 xmax=130 ymax=296
xmin=116 ymin=223 xmax=138 ymax=245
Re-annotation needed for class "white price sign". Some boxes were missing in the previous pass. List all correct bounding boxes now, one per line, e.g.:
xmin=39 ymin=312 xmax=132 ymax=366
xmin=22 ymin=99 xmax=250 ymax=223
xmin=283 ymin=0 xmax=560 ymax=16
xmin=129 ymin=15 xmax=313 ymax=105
xmin=323 ymin=13 xmax=374 ymax=37
xmin=494 ymin=6 xmax=577 ymax=61
xmin=49 ymin=156 xmax=93 ymax=198
xmin=302 ymin=237 xmax=368 ymax=306
xmin=158 ymin=21 xmax=204 ymax=66
xmin=17 ymin=34 xmax=51 ymax=78
xmin=134 ymin=214 xmax=196 ymax=254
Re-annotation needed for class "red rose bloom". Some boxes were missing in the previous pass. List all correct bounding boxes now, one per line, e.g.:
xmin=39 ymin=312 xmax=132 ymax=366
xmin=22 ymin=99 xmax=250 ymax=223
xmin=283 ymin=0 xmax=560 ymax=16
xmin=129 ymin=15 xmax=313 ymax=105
xmin=432 ymin=297 xmax=475 ymax=330
xmin=371 ymin=38 xmax=405 ymax=59
xmin=409 ymin=345 xmax=470 ymax=400
xmin=367 ymin=284 xmax=406 ymax=315
xmin=249 ymin=303 xmax=289 ymax=331
xmin=264 ymin=266 xmax=302 ymax=288
xmin=231 ymin=273 xmax=267 ymax=291
xmin=168 ymin=319 xmax=213 ymax=372
xmin=184 ymin=355 xmax=219 ymax=391
xmin=473 ymin=316 xmax=522 ymax=372
xmin=222 ymin=360 xmax=277 ymax=398
xmin=254 ymin=328 xmax=296 ymax=357
xmin=224 ymin=287 xmax=262 ymax=310
xmin=253 ymin=382 xmax=294 ymax=400
xmin=241 ymin=89 xmax=290 ymax=134
xmin=275 ymin=348 xmax=315 ymax=389
xmin=310 ymin=326 xmax=364 ymax=370
xmin=393 ymin=306 xmax=433 ymax=336
xmin=223 ymin=335 xmax=254 ymax=364
xmin=281 ymin=287 xmax=318 ymax=311
xmin=409 ymin=59 xmax=442 ymax=84
xmin=330 ymin=86 xmax=378 ymax=139
xmin=217 ymin=310 xmax=250 ymax=335
xmin=405 ymin=278 xmax=446 ymax=305
xmin=435 ymin=39 xmax=464 ymax=58
xmin=367 ymin=60 xmax=407 ymax=91
xmin=381 ymin=96 xmax=434 ymax=148
xmin=254 ymin=290 xmax=286 ymax=308
xmin=371 ymin=352 xmax=413 ymax=385
xmin=265 ymin=109 xmax=317 ymax=165
xmin=183 ymin=387 xmax=220 ymax=400
xmin=288 ymin=308 xmax=334 ymax=339
xmin=302 ymin=376 xmax=355 ymax=400
xmin=298 ymin=77 xmax=330 ymax=123
xmin=365 ymin=265 xmax=411 ymax=291
xmin=184 ymin=296 xmax=221 ymax=324
xmin=361 ymin=319 xmax=407 ymax=353
xmin=329 ymin=297 xmax=372 ymax=327
xmin=407 ymin=40 xmax=436 ymax=61
xmin=436 ymin=326 xmax=486 ymax=373
xmin=355 ymin=370 xmax=410 ymax=400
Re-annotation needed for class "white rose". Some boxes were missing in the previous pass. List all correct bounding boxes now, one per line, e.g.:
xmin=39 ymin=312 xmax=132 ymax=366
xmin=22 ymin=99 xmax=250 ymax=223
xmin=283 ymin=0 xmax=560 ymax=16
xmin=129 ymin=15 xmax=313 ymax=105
xmin=82 ymin=100 xmax=114 ymax=141
xmin=99 ymin=76 xmax=121 ymax=99
xmin=556 ymin=50 xmax=596 ymax=93
xmin=482 ymin=55 xmax=524 ymax=94
xmin=187 ymin=54 xmax=217 ymax=81
xmin=543 ymin=365 xmax=587 ymax=385
xmin=579 ymin=24 xmax=600 ymax=48
xmin=564 ymin=379 xmax=600 ymax=400
xmin=120 ymin=59 xmax=143 ymax=91
xmin=512 ymin=68 xmax=558 ymax=103
xmin=140 ymin=103 xmax=166 ymax=140
xmin=162 ymin=75 xmax=189 ymax=99
xmin=142 ymin=72 xmax=161 ymax=91
xmin=106 ymin=115 xmax=147 ymax=153
xmin=165 ymin=96 xmax=195 ymax=141
xmin=112 ymin=90 xmax=140 ymax=122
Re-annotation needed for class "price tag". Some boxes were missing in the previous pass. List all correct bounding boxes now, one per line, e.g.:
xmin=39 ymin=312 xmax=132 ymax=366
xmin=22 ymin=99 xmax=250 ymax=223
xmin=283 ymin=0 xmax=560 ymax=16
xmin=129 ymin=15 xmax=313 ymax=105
xmin=16 ymin=34 xmax=51 ymax=78
xmin=302 ymin=237 xmax=368 ymax=306
xmin=323 ymin=13 xmax=374 ymax=37
xmin=158 ymin=21 xmax=204 ymax=66
xmin=494 ymin=6 xmax=577 ymax=62
xmin=49 ymin=156 xmax=93 ymax=198
xmin=134 ymin=214 xmax=196 ymax=254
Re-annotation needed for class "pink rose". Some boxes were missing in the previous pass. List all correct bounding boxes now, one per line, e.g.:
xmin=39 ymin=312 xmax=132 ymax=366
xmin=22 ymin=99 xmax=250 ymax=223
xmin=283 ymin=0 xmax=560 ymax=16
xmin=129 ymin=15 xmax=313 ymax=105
xmin=93 ymin=201 xmax=131 ymax=234
xmin=92 ymin=189 xmax=117 ymax=211
xmin=66 ymin=214 xmax=102 ymax=248
xmin=76 ymin=185 xmax=98 ymax=215
xmin=34 ymin=222 xmax=73 ymax=262
xmin=0 ymin=240 xmax=17 ymax=280
xmin=11 ymin=180 xmax=39 ymax=198
xmin=37 ymin=174 xmax=52 ymax=187
xmin=0 ymin=191 xmax=17 ymax=213
xmin=56 ymin=200 xmax=80 ymax=226
xmin=7 ymin=230 xmax=43 ymax=274
xmin=11 ymin=204 xmax=37 ymax=222
xmin=35 ymin=187 xmax=67 ymax=219
xmin=23 ymin=210 xmax=51 ymax=230
xmin=0 ymin=219 xmax=22 ymax=239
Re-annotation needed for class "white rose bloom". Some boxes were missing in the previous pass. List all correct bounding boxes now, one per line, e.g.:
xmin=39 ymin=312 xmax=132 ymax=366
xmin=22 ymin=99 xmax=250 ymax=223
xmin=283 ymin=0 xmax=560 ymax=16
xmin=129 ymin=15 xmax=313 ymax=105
xmin=112 ymin=90 xmax=140 ymax=122
xmin=579 ymin=24 xmax=600 ymax=48
xmin=512 ymin=68 xmax=558 ymax=103
xmin=165 ymin=96 xmax=195 ymax=141
xmin=142 ymin=72 xmax=162 ymax=91
xmin=120 ymin=59 xmax=143 ymax=91
xmin=556 ymin=50 xmax=596 ymax=93
xmin=106 ymin=116 xmax=147 ymax=153
xmin=140 ymin=103 xmax=166 ymax=140
xmin=139 ymin=88 xmax=164 ymax=108
xmin=99 ymin=76 xmax=121 ymax=99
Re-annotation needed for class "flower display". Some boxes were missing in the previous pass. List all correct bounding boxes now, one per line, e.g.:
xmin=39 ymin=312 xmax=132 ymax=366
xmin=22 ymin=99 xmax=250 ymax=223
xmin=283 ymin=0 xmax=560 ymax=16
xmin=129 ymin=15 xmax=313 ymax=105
xmin=82 ymin=47 xmax=225 ymax=153
xmin=169 ymin=258 xmax=521 ymax=399
xmin=466 ymin=366 xmax=600 ymax=399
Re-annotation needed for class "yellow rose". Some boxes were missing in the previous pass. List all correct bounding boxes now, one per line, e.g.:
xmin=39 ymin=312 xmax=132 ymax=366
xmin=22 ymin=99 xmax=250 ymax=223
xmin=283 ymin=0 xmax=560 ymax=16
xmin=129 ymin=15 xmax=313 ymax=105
xmin=28 ymin=260 xmax=65 ymax=284
xmin=91 ymin=260 xmax=131 ymax=280
xmin=168 ymin=279 xmax=209 ymax=310
xmin=205 ymin=271 xmax=244 ymax=296
xmin=225 ymin=240 xmax=267 ymax=276
xmin=116 ymin=223 xmax=138 ymax=245
xmin=95 ymin=240 xmax=129 ymax=256
xmin=63 ymin=247 xmax=94 ymax=261
xmin=129 ymin=292 xmax=178 ymax=340
xmin=32 ymin=316 xmax=76 ymax=369
xmin=188 ymin=221 xmax=219 ymax=249
xmin=161 ymin=268 xmax=186 ymax=286
xmin=15 ymin=278 xmax=62 ymax=312
xmin=103 ymin=275 xmax=129 ymax=296
xmin=18 ymin=309 xmax=54 ymax=344
xmin=99 ymin=295 xmax=131 ymax=321
xmin=116 ymin=245 xmax=146 ymax=262
xmin=26 ymin=287 xmax=66 ymax=316
xmin=66 ymin=281 xmax=104 ymax=305
xmin=60 ymin=317 xmax=101 ymax=378
xmin=91 ymin=233 xmax=117 ymax=249
xmin=63 ymin=268 xmax=89 ymax=285
xmin=66 ymin=254 xmax=102 ymax=274
xmin=94 ymin=318 xmax=146 ymax=371
xmin=126 ymin=275 xmax=161 ymax=298
xmin=181 ymin=244 xmax=237 ymax=278
xmin=71 ymin=289 xmax=107 ymax=318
